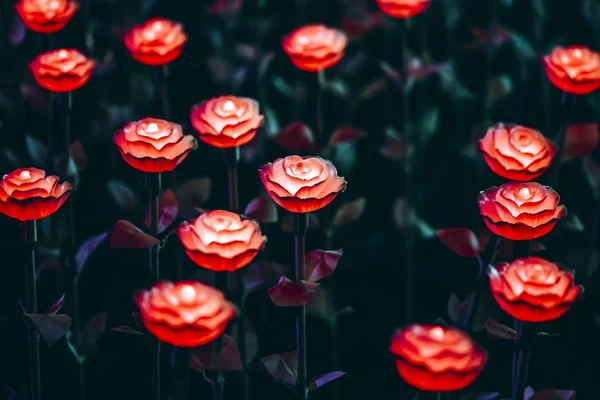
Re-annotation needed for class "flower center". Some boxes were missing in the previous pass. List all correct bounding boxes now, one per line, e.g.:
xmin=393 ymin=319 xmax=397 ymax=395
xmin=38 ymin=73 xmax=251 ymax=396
xmin=146 ymin=123 xmax=159 ymax=133
xmin=290 ymin=161 xmax=310 ymax=176
xmin=212 ymin=217 xmax=231 ymax=231
xmin=573 ymin=48 xmax=583 ymax=59
xmin=223 ymin=100 xmax=236 ymax=112
xmin=511 ymin=130 xmax=533 ymax=147
xmin=297 ymin=36 xmax=309 ymax=46
xmin=430 ymin=327 xmax=444 ymax=340
xmin=20 ymin=171 xmax=31 ymax=180
xmin=179 ymin=285 xmax=196 ymax=303
xmin=518 ymin=187 xmax=531 ymax=199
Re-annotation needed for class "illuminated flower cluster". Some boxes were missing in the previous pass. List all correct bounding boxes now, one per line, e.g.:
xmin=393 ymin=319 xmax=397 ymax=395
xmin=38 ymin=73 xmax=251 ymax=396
xmin=124 ymin=18 xmax=188 ymax=66
xmin=542 ymin=46 xmax=600 ymax=95
xmin=0 ymin=168 xmax=72 ymax=221
xmin=489 ymin=257 xmax=582 ymax=322
xmin=375 ymin=0 xmax=431 ymax=19
xmin=190 ymin=96 xmax=263 ymax=149
xmin=259 ymin=156 xmax=347 ymax=213
xmin=478 ymin=182 xmax=566 ymax=241
xmin=15 ymin=0 xmax=78 ymax=33
xmin=135 ymin=281 xmax=236 ymax=347
xmin=282 ymin=24 xmax=348 ymax=72
xmin=479 ymin=123 xmax=555 ymax=181
xmin=29 ymin=49 xmax=95 ymax=93
xmin=114 ymin=118 xmax=197 ymax=173
xmin=178 ymin=210 xmax=266 ymax=272
xmin=389 ymin=324 xmax=486 ymax=391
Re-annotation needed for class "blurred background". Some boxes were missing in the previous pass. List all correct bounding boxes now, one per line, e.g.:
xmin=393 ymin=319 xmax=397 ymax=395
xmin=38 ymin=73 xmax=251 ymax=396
xmin=0 ymin=0 xmax=599 ymax=399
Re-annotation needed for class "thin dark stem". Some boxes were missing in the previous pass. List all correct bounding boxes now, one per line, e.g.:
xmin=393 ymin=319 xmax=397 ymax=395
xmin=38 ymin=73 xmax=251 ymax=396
xmin=227 ymin=166 xmax=239 ymax=214
xmin=237 ymin=274 xmax=249 ymax=400
xmin=316 ymin=70 xmax=325 ymax=146
xmin=210 ymin=373 xmax=225 ymax=400
xmin=512 ymin=323 xmax=536 ymax=400
xmin=22 ymin=220 xmax=41 ymax=400
xmin=512 ymin=347 xmax=531 ymax=400
xmin=211 ymin=271 xmax=228 ymax=400
xmin=159 ymin=65 xmax=171 ymax=120
xmin=223 ymin=146 xmax=248 ymax=399
xmin=550 ymin=92 xmax=575 ymax=188
xmin=397 ymin=19 xmax=414 ymax=324
xmin=172 ymin=347 xmax=191 ymax=400
xmin=147 ymin=173 xmax=162 ymax=400
xmin=511 ymin=241 xmax=531 ymax=390
xmin=61 ymin=90 xmax=85 ymax=400
xmin=293 ymin=213 xmax=309 ymax=400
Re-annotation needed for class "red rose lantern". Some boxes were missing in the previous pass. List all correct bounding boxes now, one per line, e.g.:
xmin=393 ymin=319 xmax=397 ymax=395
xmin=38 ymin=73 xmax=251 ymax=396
xmin=258 ymin=156 xmax=346 ymax=213
xmin=489 ymin=257 xmax=583 ymax=322
xmin=479 ymin=123 xmax=556 ymax=181
xmin=29 ymin=49 xmax=96 ymax=93
xmin=124 ymin=18 xmax=188 ymax=66
xmin=178 ymin=210 xmax=266 ymax=272
xmin=389 ymin=324 xmax=486 ymax=392
xmin=135 ymin=281 xmax=237 ymax=347
xmin=15 ymin=0 xmax=78 ymax=33
xmin=114 ymin=118 xmax=197 ymax=173
xmin=190 ymin=96 xmax=264 ymax=149
xmin=282 ymin=24 xmax=348 ymax=72
xmin=0 ymin=168 xmax=72 ymax=221
xmin=478 ymin=182 xmax=566 ymax=241
xmin=375 ymin=0 xmax=431 ymax=19
xmin=542 ymin=46 xmax=600 ymax=95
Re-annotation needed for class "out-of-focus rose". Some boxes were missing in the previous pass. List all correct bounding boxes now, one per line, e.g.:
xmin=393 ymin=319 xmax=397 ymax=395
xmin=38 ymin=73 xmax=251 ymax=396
xmin=0 ymin=168 xmax=72 ymax=221
xmin=15 ymin=0 xmax=78 ymax=33
xmin=29 ymin=49 xmax=95 ymax=93
xmin=178 ymin=210 xmax=266 ymax=272
xmin=489 ymin=257 xmax=583 ymax=322
xmin=259 ymin=156 xmax=346 ymax=213
xmin=542 ymin=46 xmax=600 ymax=95
xmin=282 ymin=24 xmax=348 ymax=72
xmin=124 ymin=18 xmax=187 ymax=66
xmin=478 ymin=182 xmax=566 ymax=241
xmin=479 ymin=123 xmax=556 ymax=181
xmin=389 ymin=324 xmax=486 ymax=392
xmin=114 ymin=118 xmax=197 ymax=173
xmin=190 ymin=96 xmax=263 ymax=149
xmin=375 ymin=0 xmax=431 ymax=19
xmin=135 ymin=281 xmax=237 ymax=347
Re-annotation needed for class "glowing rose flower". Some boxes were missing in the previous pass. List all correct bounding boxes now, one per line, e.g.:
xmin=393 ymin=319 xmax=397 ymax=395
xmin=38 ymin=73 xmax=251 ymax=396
xmin=0 ymin=168 xmax=72 ymax=221
xmin=479 ymin=123 xmax=556 ymax=181
xmin=15 ymin=0 xmax=78 ymax=33
xmin=389 ymin=324 xmax=486 ymax=392
xmin=375 ymin=0 xmax=431 ymax=19
xmin=282 ymin=24 xmax=348 ymax=72
xmin=489 ymin=257 xmax=583 ymax=322
xmin=135 ymin=281 xmax=237 ymax=347
xmin=114 ymin=118 xmax=197 ymax=173
xmin=542 ymin=46 xmax=600 ymax=95
xmin=478 ymin=182 xmax=566 ymax=241
xmin=124 ymin=18 xmax=187 ymax=66
xmin=190 ymin=96 xmax=264 ymax=149
xmin=29 ymin=49 xmax=95 ymax=93
xmin=259 ymin=156 xmax=346 ymax=213
xmin=178 ymin=210 xmax=266 ymax=272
